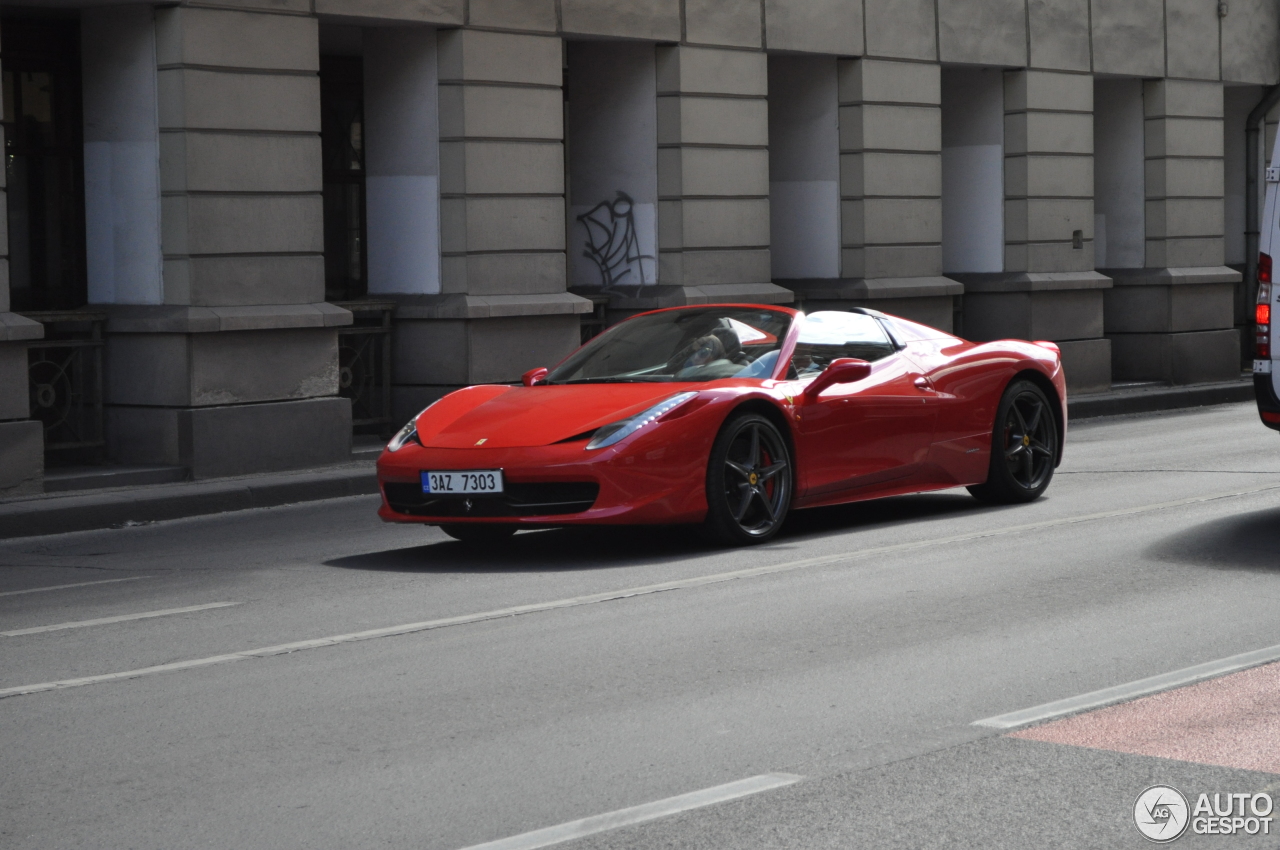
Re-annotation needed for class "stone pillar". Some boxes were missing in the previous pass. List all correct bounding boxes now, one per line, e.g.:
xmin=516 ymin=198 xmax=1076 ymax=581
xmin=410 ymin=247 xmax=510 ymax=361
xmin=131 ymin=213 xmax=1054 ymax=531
xmin=101 ymin=6 xmax=352 ymax=478
xmin=387 ymin=29 xmax=587 ymax=423
xmin=1105 ymin=80 xmax=1240 ymax=385
xmin=645 ymin=45 xmax=791 ymax=311
xmin=956 ymin=69 xmax=1111 ymax=394
xmin=822 ymin=57 xmax=959 ymax=330
xmin=0 ymin=19 xmax=45 ymax=495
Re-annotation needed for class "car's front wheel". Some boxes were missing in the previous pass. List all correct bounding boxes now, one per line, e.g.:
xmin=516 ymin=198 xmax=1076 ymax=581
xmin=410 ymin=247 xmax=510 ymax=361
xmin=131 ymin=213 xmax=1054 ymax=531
xmin=704 ymin=412 xmax=793 ymax=545
xmin=967 ymin=379 xmax=1059 ymax=504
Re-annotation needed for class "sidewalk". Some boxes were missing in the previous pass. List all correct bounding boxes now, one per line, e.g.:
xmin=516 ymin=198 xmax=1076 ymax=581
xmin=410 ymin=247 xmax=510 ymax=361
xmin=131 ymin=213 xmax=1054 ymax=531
xmin=0 ymin=377 xmax=1256 ymax=540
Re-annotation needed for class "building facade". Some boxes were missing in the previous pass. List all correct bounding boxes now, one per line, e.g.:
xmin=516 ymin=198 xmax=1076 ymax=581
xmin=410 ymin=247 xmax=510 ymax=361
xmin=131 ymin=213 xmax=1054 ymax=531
xmin=1 ymin=0 xmax=1277 ymax=494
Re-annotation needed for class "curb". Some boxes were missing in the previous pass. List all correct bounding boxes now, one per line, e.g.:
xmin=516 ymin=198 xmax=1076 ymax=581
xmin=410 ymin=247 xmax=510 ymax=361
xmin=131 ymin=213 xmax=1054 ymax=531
xmin=0 ymin=465 xmax=379 ymax=540
xmin=1067 ymin=379 xmax=1255 ymax=420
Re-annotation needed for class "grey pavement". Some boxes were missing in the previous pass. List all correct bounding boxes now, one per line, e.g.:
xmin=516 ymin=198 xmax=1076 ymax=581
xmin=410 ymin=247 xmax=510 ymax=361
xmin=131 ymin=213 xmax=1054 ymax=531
xmin=1 ymin=402 xmax=1279 ymax=849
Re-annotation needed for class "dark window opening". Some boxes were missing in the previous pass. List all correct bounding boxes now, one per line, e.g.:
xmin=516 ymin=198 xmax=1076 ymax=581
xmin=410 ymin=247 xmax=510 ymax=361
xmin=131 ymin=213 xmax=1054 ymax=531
xmin=320 ymin=55 xmax=367 ymax=302
xmin=2 ymin=18 xmax=87 ymax=312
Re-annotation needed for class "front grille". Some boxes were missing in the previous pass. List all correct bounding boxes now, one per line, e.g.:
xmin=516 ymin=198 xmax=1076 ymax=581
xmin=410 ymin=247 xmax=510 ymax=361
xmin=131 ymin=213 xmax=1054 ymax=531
xmin=383 ymin=481 xmax=600 ymax=517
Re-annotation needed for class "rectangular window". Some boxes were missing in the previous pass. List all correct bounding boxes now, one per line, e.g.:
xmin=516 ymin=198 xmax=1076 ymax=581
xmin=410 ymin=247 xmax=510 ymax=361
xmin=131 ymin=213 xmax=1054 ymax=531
xmin=320 ymin=54 xmax=367 ymax=302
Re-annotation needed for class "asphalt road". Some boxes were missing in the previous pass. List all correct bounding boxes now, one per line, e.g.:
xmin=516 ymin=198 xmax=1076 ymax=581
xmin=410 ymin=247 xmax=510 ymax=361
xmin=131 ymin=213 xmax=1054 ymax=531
xmin=3 ymin=402 xmax=1280 ymax=849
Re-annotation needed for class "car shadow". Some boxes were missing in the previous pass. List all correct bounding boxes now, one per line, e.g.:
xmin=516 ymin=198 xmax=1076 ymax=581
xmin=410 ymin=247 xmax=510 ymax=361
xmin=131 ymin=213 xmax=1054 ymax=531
xmin=1144 ymin=506 xmax=1280 ymax=573
xmin=327 ymin=491 xmax=992 ymax=574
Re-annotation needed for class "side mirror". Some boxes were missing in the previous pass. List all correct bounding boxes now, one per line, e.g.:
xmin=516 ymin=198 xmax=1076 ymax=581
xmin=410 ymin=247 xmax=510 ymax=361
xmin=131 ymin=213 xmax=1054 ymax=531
xmin=803 ymin=358 xmax=872 ymax=400
xmin=522 ymin=367 xmax=548 ymax=387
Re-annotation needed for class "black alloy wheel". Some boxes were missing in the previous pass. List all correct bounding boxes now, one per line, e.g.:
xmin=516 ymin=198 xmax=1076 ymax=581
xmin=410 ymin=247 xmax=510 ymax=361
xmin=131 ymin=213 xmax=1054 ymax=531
xmin=968 ymin=380 xmax=1059 ymax=504
xmin=705 ymin=413 xmax=793 ymax=545
xmin=439 ymin=524 xmax=518 ymax=544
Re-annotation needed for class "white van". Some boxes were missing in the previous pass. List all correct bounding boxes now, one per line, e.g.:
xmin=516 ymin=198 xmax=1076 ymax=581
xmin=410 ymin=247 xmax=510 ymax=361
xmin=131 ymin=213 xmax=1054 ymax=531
xmin=1256 ymin=134 xmax=1280 ymax=431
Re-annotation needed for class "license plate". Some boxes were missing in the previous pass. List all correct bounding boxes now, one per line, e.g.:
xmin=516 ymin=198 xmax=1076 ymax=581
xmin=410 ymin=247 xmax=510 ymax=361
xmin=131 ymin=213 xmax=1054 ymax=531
xmin=421 ymin=470 xmax=503 ymax=494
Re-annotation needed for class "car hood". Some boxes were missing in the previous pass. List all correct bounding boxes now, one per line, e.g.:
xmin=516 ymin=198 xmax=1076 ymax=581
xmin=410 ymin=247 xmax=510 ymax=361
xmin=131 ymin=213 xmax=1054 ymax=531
xmin=416 ymin=383 xmax=704 ymax=449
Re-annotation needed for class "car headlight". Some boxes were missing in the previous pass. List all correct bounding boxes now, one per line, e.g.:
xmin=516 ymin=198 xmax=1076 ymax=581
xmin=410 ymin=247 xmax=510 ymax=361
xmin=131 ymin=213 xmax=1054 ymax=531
xmin=585 ymin=392 xmax=698 ymax=451
xmin=387 ymin=401 xmax=440 ymax=452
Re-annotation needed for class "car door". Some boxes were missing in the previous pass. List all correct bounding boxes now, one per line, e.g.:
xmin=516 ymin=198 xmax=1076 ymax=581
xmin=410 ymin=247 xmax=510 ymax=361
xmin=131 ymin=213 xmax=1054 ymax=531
xmin=792 ymin=312 xmax=937 ymax=498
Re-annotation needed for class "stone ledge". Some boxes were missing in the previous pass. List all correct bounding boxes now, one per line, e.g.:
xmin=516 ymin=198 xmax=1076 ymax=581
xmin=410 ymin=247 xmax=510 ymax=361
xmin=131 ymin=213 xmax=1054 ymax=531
xmin=390 ymin=292 xmax=594 ymax=320
xmin=0 ymin=312 xmax=44 ymax=343
xmin=779 ymin=276 xmax=964 ymax=301
xmin=950 ymin=271 xmax=1113 ymax=293
xmin=1102 ymin=266 xmax=1242 ymax=287
xmin=1069 ymin=378 xmax=1254 ymax=420
xmin=597 ymin=283 xmax=794 ymax=312
xmin=104 ymin=303 xmax=354 ymax=333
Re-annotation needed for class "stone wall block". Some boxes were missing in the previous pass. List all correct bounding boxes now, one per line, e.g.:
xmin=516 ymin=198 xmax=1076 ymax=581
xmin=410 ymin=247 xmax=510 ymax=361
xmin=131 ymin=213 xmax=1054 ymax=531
xmin=1024 ymin=198 xmax=1094 ymax=242
xmin=460 ymin=254 xmax=567 ymax=296
xmin=679 ymin=249 xmax=773 ymax=287
xmin=439 ymin=86 xmax=564 ymax=140
xmin=1165 ymin=0 xmax=1222 ymax=81
xmin=187 ymin=256 xmax=324 ymax=307
xmin=676 ymin=148 xmax=770 ymax=197
xmin=764 ymin=0 xmax=863 ymax=55
xmin=862 ymin=198 xmax=941 ymax=245
xmin=1024 ymin=241 xmax=1096 ymax=273
xmin=938 ymin=0 xmax=1028 ymax=67
xmin=440 ymin=140 xmax=564 ymax=195
xmin=158 ymin=70 xmax=320 ymax=133
xmin=656 ymin=46 xmax=768 ymax=97
xmin=1144 ymin=80 xmax=1225 ymax=118
xmin=850 ymin=105 xmax=941 ymax=152
xmin=313 ymin=0 xmax=462 ymax=22
xmin=560 ymin=0 xmax=682 ymax=41
xmin=864 ymin=245 xmax=943 ymax=278
xmin=841 ymin=200 xmax=866 ymax=246
xmin=1221 ymin=0 xmax=1280 ymax=84
xmin=106 ymin=334 xmax=190 ymax=406
xmin=1009 ymin=155 xmax=1094 ymax=198
xmin=1109 ymin=329 xmax=1240 ymax=383
xmin=1145 ymin=118 xmax=1224 ymax=159
xmin=162 ymin=132 xmax=321 ymax=193
xmin=685 ymin=0 xmax=761 ymax=48
xmin=1007 ymin=112 xmax=1093 ymax=155
xmin=679 ymin=199 xmax=771 ymax=249
xmin=1157 ymin=158 xmax=1226 ymax=198
xmin=184 ymin=195 xmax=323 ymax=255
xmin=1162 ymin=237 xmax=1226 ymax=268
xmin=662 ymin=97 xmax=769 ymax=147
xmin=1005 ymin=69 xmax=1092 ymax=113
xmin=841 ymin=59 xmax=941 ymax=106
xmin=437 ymin=30 xmax=561 ymax=86
xmin=1028 ymin=0 xmax=1091 ymax=71
xmin=188 ymin=330 xmax=339 ymax=406
xmin=0 ymin=421 xmax=42 ymax=496
xmin=0 ymin=345 xmax=29 ymax=420
xmin=181 ymin=397 xmax=351 ymax=479
xmin=1090 ymin=0 xmax=1166 ymax=77
xmin=864 ymin=0 xmax=937 ymax=60
xmin=155 ymin=7 xmax=318 ymax=71
xmin=459 ymin=197 xmax=565 ymax=253
xmin=857 ymin=152 xmax=942 ymax=197
xmin=468 ymin=0 xmax=558 ymax=31
xmin=1057 ymin=337 xmax=1112 ymax=393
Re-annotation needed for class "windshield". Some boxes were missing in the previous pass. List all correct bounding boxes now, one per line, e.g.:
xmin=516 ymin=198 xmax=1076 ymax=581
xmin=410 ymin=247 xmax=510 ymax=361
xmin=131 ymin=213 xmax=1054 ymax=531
xmin=546 ymin=307 xmax=794 ymax=384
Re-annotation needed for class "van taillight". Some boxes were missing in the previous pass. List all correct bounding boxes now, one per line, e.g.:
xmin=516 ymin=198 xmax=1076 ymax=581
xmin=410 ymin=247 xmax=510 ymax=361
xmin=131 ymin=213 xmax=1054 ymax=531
xmin=1258 ymin=257 xmax=1272 ymax=358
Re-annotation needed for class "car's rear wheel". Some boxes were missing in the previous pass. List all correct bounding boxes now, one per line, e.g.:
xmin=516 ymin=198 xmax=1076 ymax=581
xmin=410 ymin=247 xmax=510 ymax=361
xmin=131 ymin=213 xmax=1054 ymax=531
xmin=967 ymin=379 xmax=1059 ymax=504
xmin=439 ymin=524 xmax=517 ymax=544
xmin=704 ymin=413 xmax=793 ymax=546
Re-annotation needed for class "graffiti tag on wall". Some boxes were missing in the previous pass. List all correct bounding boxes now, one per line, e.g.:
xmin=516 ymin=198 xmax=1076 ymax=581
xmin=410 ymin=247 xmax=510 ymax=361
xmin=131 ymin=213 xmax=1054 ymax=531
xmin=577 ymin=191 xmax=655 ymax=290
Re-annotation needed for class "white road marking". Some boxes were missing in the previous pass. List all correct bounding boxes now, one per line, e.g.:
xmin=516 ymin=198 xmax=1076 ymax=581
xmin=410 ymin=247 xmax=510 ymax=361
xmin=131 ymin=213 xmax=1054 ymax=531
xmin=1 ymin=482 xmax=1278 ymax=699
xmin=974 ymin=642 xmax=1280 ymax=730
xmin=1 ymin=602 xmax=241 ymax=637
xmin=0 ymin=576 xmax=150 ymax=598
xmin=454 ymin=773 xmax=803 ymax=850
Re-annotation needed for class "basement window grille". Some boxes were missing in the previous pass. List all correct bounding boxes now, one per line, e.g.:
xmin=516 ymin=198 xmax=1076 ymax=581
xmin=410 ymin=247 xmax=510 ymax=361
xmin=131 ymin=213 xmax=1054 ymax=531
xmin=21 ymin=310 xmax=105 ymax=458
xmin=332 ymin=300 xmax=394 ymax=436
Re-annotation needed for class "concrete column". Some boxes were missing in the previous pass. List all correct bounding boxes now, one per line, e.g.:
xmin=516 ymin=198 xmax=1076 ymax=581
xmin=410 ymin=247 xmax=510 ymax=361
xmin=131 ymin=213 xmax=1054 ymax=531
xmin=82 ymin=6 xmax=163 ymax=306
xmin=1104 ymin=80 xmax=1240 ymax=385
xmin=565 ymin=41 xmax=659 ymax=291
xmin=650 ymin=45 xmax=791 ymax=309
xmin=821 ymin=57 xmax=958 ymax=330
xmin=0 ymin=20 xmax=46 ymax=495
xmin=364 ymin=28 xmax=441 ymax=296
xmin=387 ymin=29 xmax=587 ymax=423
xmin=102 ymin=6 xmax=353 ymax=478
xmin=942 ymin=67 xmax=1004 ymax=275
xmin=949 ymin=69 xmax=1111 ymax=393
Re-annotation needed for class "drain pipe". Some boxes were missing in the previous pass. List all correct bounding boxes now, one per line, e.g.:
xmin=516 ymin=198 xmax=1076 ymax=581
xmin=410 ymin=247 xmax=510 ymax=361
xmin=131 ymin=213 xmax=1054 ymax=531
xmin=1245 ymin=85 xmax=1280 ymax=289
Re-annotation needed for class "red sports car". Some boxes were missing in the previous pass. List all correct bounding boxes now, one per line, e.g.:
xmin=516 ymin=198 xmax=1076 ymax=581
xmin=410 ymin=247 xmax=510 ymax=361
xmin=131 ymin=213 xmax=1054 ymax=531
xmin=377 ymin=304 xmax=1066 ymax=545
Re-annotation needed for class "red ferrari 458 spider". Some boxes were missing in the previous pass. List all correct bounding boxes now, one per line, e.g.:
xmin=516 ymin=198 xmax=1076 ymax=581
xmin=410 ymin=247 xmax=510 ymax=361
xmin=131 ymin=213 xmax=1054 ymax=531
xmin=377 ymin=304 xmax=1066 ymax=545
